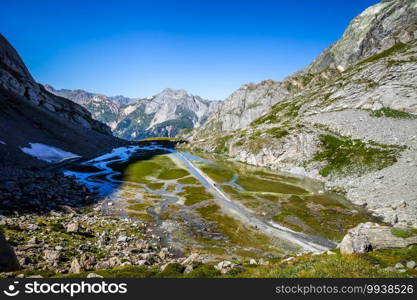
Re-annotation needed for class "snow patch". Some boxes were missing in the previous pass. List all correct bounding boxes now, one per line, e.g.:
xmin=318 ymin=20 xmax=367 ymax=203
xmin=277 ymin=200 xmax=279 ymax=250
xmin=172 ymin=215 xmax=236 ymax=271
xmin=64 ymin=146 xmax=140 ymax=195
xmin=20 ymin=143 xmax=80 ymax=163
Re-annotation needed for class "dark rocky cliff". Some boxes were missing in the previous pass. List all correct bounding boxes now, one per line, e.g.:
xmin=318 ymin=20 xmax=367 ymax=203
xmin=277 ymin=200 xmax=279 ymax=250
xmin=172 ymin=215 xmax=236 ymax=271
xmin=0 ymin=34 xmax=125 ymax=167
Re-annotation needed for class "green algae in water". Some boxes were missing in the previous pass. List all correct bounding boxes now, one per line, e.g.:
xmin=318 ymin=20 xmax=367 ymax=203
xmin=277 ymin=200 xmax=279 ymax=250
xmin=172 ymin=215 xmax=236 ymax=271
xmin=158 ymin=168 xmax=190 ymax=180
xmin=178 ymin=186 xmax=213 ymax=206
xmin=236 ymin=176 xmax=308 ymax=195
xmin=272 ymin=195 xmax=379 ymax=241
xmin=177 ymin=176 xmax=200 ymax=184
xmin=198 ymin=165 xmax=234 ymax=183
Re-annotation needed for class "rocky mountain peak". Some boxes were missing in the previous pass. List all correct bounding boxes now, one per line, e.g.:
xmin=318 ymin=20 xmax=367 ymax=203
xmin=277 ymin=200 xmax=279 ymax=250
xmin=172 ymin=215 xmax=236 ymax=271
xmin=45 ymin=84 xmax=220 ymax=140
xmin=190 ymin=0 xmax=417 ymax=134
xmin=157 ymin=88 xmax=191 ymax=101
xmin=0 ymin=34 xmax=34 ymax=83
xmin=305 ymin=0 xmax=417 ymax=73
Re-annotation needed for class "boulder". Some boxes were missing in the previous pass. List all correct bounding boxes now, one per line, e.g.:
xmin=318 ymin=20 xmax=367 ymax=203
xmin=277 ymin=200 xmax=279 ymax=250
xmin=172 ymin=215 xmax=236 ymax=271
xmin=66 ymin=221 xmax=80 ymax=233
xmin=214 ymin=260 xmax=236 ymax=274
xmin=43 ymin=249 xmax=61 ymax=265
xmin=136 ymin=260 xmax=147 ymax=266
xmin=79 ymin=253 xmax=95 ymax=270
xmin=87 ymin=273 xmax=103 ymax=278
xmin=108 ymin=257 xmax=122 ymax=267
xmin=95 ymin=261 xmax=110 ymax=269
xmin=395 ymin=263 xmax=404 ymax=269
xmin=181 ymin=253 xmax=199 ymax=265
xmin=117 ymin=235 xmax=127 ymax=243
xmin=406 ymin=261 xmax=416 ymax=269
xmin=69 ymin=258 xmax=82 ymax=274
xmin=340 ymin=223 xmax=417 ymax=254
xmin=0 ymin=232 xmax=20 ymax=272
xmin=184 ymin=265 xmax=194 ymax=274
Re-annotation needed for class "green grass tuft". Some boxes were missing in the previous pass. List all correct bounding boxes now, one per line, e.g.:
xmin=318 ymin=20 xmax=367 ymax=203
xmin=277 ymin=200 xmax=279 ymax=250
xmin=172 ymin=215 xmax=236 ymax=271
xmin=370 ymin=107 xmax=416 ymax=119
xmin=314 ymin=134 xmax=401 ymax=178
xmin=266 ymin=128 xmax=289 ymax=139
xmin=236 ymin=176 xmax=307 ymax=195
xmin=178 ymin=186 xmax=213 ymax=206
xmin=357 ymin=43 xmax=408 ymax=66
xmin=391 ymin=228 xmax=417 ymax=239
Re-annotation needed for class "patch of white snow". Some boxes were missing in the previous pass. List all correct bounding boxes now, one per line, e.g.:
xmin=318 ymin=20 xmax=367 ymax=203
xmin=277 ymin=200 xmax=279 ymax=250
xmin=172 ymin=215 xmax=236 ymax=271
xmin=20 ymin=143 xmax=80 ymax=163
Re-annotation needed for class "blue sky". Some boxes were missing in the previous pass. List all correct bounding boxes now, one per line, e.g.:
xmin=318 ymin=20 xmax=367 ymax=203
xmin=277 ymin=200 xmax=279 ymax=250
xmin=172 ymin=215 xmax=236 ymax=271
xmin=2 ymin=0 xmax=378 ymax=100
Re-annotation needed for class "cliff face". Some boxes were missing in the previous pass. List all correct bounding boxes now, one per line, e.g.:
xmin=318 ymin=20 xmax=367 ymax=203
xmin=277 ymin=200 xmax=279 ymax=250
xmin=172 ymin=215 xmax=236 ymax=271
xmin=183 ymin=1 xmax=417 ymax=228
xmin=196 ymin=70 xmax=339 ymax=133
xmin=0 ymin=34 xmax=123 ymax=168
xmin=190 ymin=0 xmax=417 ymax=134
xmin=305 ymin=0 xmax=417 ymax=73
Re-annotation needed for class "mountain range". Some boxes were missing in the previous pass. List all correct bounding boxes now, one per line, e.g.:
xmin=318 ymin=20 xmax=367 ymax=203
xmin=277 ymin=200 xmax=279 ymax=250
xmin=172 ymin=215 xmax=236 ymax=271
xmin=45 ymin=85 xmax=220 ymax=140
xmin=1 ymin=0 xmax=416 ymax=235
xmin=1 ymin=0 xmax=417 ymax=278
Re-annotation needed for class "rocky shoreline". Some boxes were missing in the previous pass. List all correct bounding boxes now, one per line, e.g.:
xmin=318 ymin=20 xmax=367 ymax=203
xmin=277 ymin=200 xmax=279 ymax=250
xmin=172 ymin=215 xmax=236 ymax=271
xmin=0 ymin=205 xmax=181 ymax=277
xmin=0 ymin=168 xmax=244 ymax=278
xmin=0 ymin=167 xmax=184 ymax=277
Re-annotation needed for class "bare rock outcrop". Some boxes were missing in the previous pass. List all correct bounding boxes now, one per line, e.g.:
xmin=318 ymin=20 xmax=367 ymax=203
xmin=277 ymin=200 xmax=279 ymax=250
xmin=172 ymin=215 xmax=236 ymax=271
xmin=305 ymin=0 xmax=417 ymax=73
xmin=340 ymin=223 xmax=417 ymax=254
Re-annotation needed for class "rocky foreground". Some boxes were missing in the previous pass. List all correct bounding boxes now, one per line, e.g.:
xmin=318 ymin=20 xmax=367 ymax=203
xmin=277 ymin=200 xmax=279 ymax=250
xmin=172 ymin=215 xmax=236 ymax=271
xmin=0 ymin=168 xmax=416 ymax=278
xmin=0 ymin=170 xmax=179 ymax=276
xmin=0 ymin=169 xmax=246 ymax=277
xmin=0 ymin=205 xmax=178 ymax=277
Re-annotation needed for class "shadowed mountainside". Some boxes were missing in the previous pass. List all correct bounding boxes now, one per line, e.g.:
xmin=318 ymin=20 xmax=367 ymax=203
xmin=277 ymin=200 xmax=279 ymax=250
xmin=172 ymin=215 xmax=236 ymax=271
xmin=0 ymin=34 xmax=126 ymax=168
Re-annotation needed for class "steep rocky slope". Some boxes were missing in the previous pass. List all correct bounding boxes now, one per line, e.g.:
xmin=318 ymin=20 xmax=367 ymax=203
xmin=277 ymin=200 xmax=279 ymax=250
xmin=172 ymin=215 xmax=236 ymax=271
xmin=305 ymin=0 xmax=417 ymax=73
xmin=183 ymin=0 xmax=417 ymax=228
xmin=0 ymin=34 xmax=124 ymax=168
xmin=198 ymin=71 xmax=338 ymax=132
xmin=193 ymin=0 xmax=417 ymax=133
xmin=46 ymin=85 xmax=220 ymax=140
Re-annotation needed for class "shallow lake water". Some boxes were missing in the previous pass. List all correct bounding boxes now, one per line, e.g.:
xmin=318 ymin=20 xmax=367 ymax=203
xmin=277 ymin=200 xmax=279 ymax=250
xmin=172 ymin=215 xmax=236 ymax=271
xmin=64 ymin=145 xmax=378 ymax=259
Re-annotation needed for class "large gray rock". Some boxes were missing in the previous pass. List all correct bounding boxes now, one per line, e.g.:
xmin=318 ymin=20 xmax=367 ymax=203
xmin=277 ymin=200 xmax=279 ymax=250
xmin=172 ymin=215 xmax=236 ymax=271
xmin=0 ymin=232 xmax=20 ymax=272
xmin=214 ymin=260 xmax=237 ymax=274
xmin=69 ymin=258 xmax=82 ymax=274
xmin=340 ymin=223 xmax=417 ymax=254
xmin=66 ymin=221 xmax=80 ymax=233
xmin=43 ymin=249 xmax=61 ymax=265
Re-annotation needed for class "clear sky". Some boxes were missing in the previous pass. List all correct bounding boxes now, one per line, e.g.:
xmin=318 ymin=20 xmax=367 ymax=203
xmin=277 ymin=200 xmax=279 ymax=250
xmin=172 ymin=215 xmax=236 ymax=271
xmin=2 ymin=0 xmax=379 ymax=100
